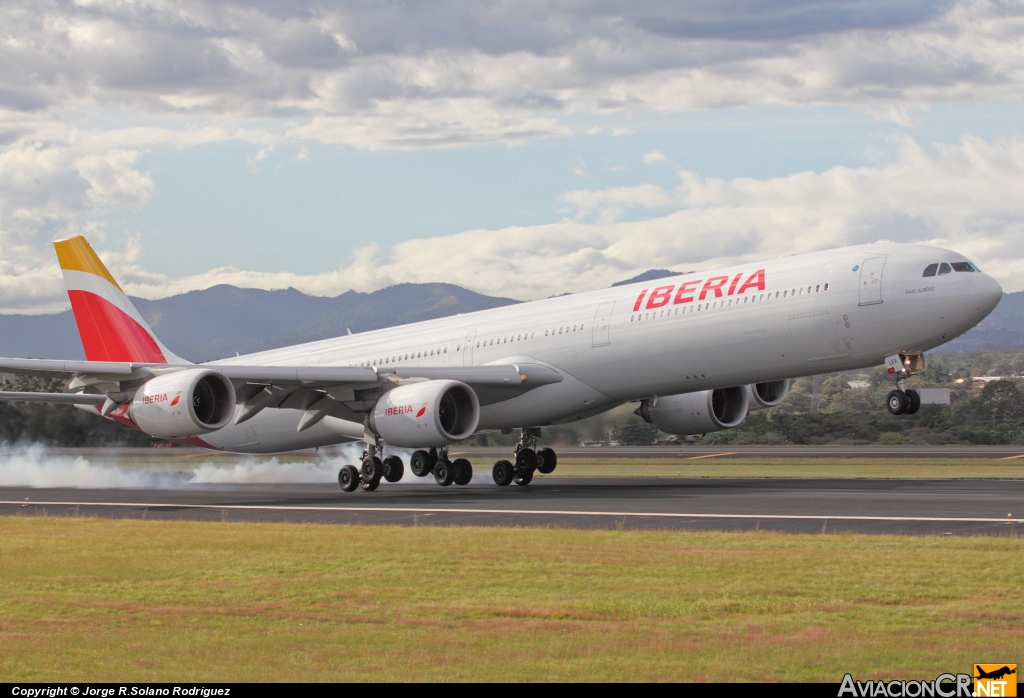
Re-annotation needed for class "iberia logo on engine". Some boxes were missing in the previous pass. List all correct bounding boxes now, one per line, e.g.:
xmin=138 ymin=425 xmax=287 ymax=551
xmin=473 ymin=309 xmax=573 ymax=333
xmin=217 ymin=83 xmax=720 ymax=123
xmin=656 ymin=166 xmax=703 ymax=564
xmin=385 ymin=402 xmax=429 ymax=418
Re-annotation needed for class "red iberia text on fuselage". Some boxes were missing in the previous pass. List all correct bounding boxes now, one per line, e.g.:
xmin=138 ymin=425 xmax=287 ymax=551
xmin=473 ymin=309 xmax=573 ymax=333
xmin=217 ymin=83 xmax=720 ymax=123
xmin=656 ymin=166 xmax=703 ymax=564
xmin=632 ymin=269 xmax=767 ymax=312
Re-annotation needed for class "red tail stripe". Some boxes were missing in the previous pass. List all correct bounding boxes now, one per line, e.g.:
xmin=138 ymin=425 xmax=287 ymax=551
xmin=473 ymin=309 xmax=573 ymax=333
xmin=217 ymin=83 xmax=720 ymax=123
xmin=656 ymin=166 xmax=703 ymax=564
xmin=67 ymin=290 xmax=167 ymax=363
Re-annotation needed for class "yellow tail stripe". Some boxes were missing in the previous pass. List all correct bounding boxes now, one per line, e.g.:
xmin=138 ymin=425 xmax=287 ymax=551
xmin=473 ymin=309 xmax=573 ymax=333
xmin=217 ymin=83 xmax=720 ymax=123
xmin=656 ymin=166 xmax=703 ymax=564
xmin=53 ymin=236 xmax=123 ymax=292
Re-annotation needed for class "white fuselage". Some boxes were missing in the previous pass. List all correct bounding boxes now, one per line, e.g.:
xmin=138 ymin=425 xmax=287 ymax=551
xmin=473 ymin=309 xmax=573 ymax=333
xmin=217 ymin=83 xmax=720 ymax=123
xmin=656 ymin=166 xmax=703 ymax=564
xmin=193 ymin=243 xmax=1003 ymax=453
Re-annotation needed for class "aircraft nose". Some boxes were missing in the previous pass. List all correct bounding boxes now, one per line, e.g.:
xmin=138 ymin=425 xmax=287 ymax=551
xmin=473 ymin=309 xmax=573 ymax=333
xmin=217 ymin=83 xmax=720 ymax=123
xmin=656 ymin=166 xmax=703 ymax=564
xmin=970 ymin=272 xmax=1003 ymax=317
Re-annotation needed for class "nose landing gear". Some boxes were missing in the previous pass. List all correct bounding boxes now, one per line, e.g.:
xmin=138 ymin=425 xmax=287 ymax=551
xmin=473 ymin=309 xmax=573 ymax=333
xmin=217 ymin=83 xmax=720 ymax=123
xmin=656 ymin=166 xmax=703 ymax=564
xmin=884 ymin=352 xmax=923 ymax=415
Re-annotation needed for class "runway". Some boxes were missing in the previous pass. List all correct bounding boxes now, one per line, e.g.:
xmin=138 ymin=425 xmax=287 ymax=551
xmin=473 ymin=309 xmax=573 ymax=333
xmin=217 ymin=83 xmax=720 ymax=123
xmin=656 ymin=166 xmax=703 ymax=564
xmin=2 ymin=477 xmax=1021 ymax=535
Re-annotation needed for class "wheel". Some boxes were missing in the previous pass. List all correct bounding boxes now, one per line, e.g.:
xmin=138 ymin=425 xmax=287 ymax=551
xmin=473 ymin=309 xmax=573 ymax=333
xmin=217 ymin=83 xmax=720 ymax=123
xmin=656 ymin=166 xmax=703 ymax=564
xmin=515 ymin=447 xmax=537 ymax=471
xmin=360 ymin=478 xmax=379 ymax=491
xmin=536 ymin=447 xmax=557 ymax=474
xmin=383 ymin=455 xmax=404 ymax=483
xmin=452 ymin=458 xmax=473 ymax=485
xmin=905 ymin=389 xmax=921 ymax=415
xmin=886 ymin=390 xmax=908 ymax=415
xmin=361 ymin=456 xmax=384 ymax=485
xmin=514 ymin=468 xmax=534 ymax=486
xmin=433 ymin=459 xmax=454 ymax=486
xmin=338 ymin=464 xmax=359 ymax=492
xmin=492 ymin=460 xmax=514 ymax=486
xmin=410 ymin=450 xmax=432 ymax=477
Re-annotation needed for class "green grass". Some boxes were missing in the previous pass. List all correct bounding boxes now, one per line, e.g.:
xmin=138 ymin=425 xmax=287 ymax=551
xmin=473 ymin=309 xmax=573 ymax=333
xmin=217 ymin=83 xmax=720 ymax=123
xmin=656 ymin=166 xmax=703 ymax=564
xmin=2 ymin=517 xmax=1021 ymax=682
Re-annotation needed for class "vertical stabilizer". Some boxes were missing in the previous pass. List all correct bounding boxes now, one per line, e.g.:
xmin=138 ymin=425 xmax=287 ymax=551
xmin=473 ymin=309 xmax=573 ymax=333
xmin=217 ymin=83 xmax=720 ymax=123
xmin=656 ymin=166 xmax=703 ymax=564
xmin=54 ymin=236 xmax=187 ymax=364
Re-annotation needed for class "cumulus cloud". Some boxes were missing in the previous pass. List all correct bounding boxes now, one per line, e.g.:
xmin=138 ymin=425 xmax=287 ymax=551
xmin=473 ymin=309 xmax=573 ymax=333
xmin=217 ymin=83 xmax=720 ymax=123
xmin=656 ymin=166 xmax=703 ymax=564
xmin=5 ymin=134 xmax=1015 ymax=315
xmin=1 ymin=1 xmax=1023 ymax=311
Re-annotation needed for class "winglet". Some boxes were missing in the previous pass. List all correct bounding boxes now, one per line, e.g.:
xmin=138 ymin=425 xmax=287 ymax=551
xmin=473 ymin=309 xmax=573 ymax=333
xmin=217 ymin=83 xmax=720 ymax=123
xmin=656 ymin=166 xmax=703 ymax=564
xmin=54 ymin=236 xmax=187 ymax=364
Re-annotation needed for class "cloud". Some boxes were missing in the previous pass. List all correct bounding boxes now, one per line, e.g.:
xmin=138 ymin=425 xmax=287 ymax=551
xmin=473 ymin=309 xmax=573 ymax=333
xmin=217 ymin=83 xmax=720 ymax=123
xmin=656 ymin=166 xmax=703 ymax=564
xmin=570 ymin=156 xmax=593 ymax=178
xmin=5 ymin=134 xmax=1017 ymax=316
xmin=1 ymin=2 xmax=1023 ymax=312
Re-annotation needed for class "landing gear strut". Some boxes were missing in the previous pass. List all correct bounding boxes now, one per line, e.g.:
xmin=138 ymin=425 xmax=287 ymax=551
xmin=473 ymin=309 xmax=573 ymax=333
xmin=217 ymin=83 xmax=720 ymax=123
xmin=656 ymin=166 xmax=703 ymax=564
xmin=884 ymin=353 xmax=922 ymax=415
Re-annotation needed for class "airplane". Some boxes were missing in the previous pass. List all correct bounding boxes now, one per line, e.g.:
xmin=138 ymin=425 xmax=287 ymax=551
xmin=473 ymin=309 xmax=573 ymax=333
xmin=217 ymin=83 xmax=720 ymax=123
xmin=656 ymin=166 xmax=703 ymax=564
xmin=975 ymin=666 xmax=1016 ymax=681
xmin=0 ymin=236 xmax=1003 ymax=492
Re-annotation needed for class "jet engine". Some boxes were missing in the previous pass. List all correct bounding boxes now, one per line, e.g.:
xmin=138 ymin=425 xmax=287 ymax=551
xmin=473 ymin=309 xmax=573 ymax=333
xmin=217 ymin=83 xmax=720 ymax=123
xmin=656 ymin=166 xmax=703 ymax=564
xmin=635 ymin=386 xmax=749 ymax=435
xmin=130 ymin=369 xmax=236 ymax=438
xmin=747 ymin=379 xmax=791 ymax=411
xmin=369 ymin=379 xmax=480 ymax=448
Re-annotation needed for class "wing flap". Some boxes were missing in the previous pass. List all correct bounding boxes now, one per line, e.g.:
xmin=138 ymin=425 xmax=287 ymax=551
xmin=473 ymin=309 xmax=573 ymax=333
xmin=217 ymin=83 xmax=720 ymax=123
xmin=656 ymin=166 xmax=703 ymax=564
xmin=0 ymin=391 xmax=107 ymax=405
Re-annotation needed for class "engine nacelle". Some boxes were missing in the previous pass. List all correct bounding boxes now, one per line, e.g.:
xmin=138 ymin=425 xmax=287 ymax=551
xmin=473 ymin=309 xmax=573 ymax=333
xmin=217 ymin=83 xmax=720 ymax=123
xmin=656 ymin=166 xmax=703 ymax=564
xmin=635 ymin=386 xmax=749 ymax=435
xmin=747 ymin=379 xmax=791 ymax=411
xmin=369 ymin=379 xmax=480 ymax=448
xmin=130 ymin=369 xmax=236 ymax=438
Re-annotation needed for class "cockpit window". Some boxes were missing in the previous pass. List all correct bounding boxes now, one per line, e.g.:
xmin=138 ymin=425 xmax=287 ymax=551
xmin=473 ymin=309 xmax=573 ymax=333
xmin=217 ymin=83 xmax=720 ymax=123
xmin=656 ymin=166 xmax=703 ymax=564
xmin=938 ymin=263 xmax=952 ymax=275
xmin=951 ymin=262 xmax=975 ymax=272
xmin=922 ymin=263 xmax=938 ymax=277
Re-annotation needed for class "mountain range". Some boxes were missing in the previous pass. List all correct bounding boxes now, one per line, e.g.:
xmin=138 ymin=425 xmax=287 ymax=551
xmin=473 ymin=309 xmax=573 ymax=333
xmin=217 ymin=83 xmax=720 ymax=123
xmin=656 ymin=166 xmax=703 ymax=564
xmin=0 ymin=276 xmax=1019 ymax=362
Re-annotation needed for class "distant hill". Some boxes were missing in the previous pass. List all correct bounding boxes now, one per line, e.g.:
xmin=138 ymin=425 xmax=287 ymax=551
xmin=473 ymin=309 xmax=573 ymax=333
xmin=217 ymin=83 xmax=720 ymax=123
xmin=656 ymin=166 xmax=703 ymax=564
xmin=0 ymin=283 xmax=520 ymax=362
xmin=611 ymin=269 xmax=678 ymax=286
xmin=937 ymin=292 xmax=1024 ymax=353
xmin=0 ymin=278 xmax=1019 ymax=362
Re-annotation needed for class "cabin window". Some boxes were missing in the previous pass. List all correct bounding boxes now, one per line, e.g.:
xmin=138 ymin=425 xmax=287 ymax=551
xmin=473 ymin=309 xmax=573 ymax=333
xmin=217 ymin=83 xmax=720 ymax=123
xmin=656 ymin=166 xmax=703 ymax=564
xmin=824 ymin=284 xmax=829 ymax=291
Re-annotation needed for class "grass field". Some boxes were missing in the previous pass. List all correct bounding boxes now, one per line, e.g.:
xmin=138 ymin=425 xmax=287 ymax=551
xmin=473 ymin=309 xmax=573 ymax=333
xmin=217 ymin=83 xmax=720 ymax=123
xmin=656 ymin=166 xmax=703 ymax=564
xmin=2 ymin=516 xmax=1021 ymax=682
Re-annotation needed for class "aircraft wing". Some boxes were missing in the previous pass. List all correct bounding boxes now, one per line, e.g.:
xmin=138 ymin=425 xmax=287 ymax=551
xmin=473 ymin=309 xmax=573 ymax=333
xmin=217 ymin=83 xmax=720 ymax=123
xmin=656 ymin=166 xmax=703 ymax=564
xmin=0 ymin=357 xmax=563 ymax=420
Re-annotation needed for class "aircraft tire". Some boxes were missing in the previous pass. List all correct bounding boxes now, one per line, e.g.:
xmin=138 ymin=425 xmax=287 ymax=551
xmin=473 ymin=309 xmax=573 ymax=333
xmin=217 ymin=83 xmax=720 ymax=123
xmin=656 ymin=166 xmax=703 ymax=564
xmin=536 ymin=447 xmax=557 ymax=474
xmin=515 ymin=447 xmax=537 ymax=472
xmin=338 ymin=464 xmax=360 ymax=492
xmin=383 ymin=455 xmax=404 ymax=483
xmin=410 ymin=450 xmax=432 ymax=477
xmin=362 ymin=456 xmax=384 ymax=484
xmin=452 ymin=458 xmax=473 ymax=485
xmin=433 ymin=459 xmax=455 ymax=486
xmin=886 ymin=390 xmax=908 ymax=415
xmin=514 ymin=468 xmax=534 ymax=486
xmin=360 ymin=478 xmax=379 ymax=491
xmin=905 ymin=389 xmax=921 ymax=415
xmin=492 ymin=460 xmax=514 ymax=486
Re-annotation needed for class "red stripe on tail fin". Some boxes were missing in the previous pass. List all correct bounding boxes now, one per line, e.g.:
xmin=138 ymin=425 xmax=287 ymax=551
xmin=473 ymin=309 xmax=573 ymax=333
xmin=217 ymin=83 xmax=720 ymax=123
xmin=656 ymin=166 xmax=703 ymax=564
xmin=67 ymin=290 xmax=167 ymax=363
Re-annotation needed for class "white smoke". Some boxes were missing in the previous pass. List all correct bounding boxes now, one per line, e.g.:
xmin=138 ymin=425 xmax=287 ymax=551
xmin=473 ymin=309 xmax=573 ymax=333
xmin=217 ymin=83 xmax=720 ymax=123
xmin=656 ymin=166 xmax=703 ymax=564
xmin=0 ymin=443 xmax=493 ymax=488
xmin=0 ymin=443 xmax=344 ymax=488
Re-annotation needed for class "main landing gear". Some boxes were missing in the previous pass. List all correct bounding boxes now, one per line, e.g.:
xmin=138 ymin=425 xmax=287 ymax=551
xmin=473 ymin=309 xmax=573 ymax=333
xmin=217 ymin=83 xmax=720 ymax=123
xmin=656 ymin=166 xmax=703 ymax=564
xmin=408 ymin=446 xmax=474 ymax=487
xmin=334 ymin=428 xmax=560 ymax=493
xmin=884 ymin=352 xmax=923 ymax=416
xmin=491 ymin=428 xmax=557 ymax=487
xmin=336 ymin=444 xmax=405 ymax=492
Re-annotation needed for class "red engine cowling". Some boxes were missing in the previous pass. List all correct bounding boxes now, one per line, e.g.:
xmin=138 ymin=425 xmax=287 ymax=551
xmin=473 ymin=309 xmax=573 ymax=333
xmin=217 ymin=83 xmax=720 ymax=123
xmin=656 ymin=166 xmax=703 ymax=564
xmin=747 ymin=379 xmax=791 ymax=410
xmin=369 ymin=380 xmax=480 ymax=448
xmin=635 ymin=386 xmax=749 ymax=435
xmin=129 ymin=369 xmax=236 ymax=438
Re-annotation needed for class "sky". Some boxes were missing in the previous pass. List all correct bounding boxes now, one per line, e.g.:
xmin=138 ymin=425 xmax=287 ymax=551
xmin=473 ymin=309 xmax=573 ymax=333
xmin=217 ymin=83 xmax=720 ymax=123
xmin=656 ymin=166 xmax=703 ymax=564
xmin=1 ymin=0 xmax=1023 ymax=314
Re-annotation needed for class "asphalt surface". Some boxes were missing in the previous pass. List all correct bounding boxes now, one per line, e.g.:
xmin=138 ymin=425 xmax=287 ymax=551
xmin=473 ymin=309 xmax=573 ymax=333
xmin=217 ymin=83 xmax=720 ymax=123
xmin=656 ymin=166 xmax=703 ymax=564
xmin=15 ymin=444 xmax=1024 ymax=459
xmin=3 ymin=477 xmax=1022 ymax=536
